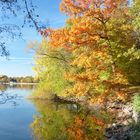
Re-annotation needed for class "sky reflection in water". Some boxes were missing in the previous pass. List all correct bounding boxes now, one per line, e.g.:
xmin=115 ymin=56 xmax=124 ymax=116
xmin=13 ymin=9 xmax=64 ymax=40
xmin=0 ymin=85 xmax=112 ymax=140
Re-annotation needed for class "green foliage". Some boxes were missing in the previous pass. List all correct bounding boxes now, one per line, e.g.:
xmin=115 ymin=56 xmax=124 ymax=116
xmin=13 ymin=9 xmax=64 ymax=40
xmin=133 ymin=94 xmax=140 ymax=112
xmin=130 ymin=0 xmax=140 ymax=30
xmin=99 ymin=71 xmax=111 ymax=81
xmin=31 ymin=101 xmax=71 ymax=140
xmin=32 ymin=39 xmax=71 ymax=99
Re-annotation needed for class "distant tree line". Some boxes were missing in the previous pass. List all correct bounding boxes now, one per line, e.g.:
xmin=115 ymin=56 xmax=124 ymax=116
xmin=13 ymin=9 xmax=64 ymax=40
xmin=0 ymin=75 xmax=39 ymax=83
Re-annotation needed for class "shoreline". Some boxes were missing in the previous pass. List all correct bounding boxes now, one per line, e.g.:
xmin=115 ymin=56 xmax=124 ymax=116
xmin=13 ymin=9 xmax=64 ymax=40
xmin=29 ymin=94 xmax=140 ymax=140
xmin=0 ymin=82 xmax=38 ymax=85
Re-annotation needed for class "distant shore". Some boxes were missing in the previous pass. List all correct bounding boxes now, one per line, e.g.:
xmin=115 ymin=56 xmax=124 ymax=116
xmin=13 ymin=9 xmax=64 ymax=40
xmin=0 ymin=82 xmax=38 ymax=85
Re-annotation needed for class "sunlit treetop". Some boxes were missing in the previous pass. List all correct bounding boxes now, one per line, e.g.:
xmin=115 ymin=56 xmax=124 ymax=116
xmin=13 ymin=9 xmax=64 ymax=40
xmin=60 ymin=0 xmax=129 ymax=18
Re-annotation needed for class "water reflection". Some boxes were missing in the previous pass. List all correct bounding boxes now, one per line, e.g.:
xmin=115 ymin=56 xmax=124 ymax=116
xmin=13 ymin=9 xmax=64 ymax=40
xmin=0 ymin=84 xmax=7 ymax=92
xmin=0 ymin=84 xmax=34 ymax=106
xmin=0 ymin=91 xmax=20 ymax=105
xmin=0 ymin=84 xmax=113 ymax=140
xmin=0 ymin=84 xmax=35 ymax=92
xmin=0 ymin=84 xmax=36 ymax=140
xmin=31 ymin=101 xmax=113 ymax=140
xmin=0 ymin=85 xmax=21 ymax=106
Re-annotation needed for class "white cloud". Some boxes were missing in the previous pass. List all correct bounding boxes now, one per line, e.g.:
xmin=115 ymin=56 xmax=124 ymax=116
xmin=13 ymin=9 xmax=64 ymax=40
xmin=0 ymin=57 xmax=34 ymax=64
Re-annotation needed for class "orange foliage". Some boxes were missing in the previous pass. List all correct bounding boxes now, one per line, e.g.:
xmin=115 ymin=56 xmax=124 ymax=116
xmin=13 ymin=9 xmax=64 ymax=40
xmin=67 ymin=117 xmax=87 ymax=140
xmin=67 ymin=116 xmax=106 ymax=140
xmin=41 ymin=0 xmax=134 ymax=103
xmin=92 ymin=116 xmax=105 ymax=126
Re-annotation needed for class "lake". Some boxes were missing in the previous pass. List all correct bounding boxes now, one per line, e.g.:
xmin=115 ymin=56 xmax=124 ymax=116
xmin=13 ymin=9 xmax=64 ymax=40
xmin=0 ymin=84 xmax=112 ymax=140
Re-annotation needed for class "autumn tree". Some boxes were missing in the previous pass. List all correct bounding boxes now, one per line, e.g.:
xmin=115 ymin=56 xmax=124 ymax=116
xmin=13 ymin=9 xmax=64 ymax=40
xmin=40 ymin=0 xmax=140 ymax=103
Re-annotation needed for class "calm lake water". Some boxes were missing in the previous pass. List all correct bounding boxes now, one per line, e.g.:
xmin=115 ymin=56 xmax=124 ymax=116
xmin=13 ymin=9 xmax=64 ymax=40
xmin=0 ymin=84 xmax=112 ymax=140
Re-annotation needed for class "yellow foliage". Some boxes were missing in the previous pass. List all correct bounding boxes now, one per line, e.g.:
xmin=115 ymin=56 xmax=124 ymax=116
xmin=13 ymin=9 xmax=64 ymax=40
xmin=40 ymin=0 xmax=140 ymax=103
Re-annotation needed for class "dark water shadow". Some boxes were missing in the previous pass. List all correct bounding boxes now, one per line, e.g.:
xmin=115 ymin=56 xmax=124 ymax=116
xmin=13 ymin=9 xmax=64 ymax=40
xmin=105 ymin=121 xmax=140 ymax=140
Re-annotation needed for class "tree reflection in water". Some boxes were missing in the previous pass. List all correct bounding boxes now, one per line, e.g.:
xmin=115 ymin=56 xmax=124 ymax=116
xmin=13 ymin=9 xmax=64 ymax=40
xmin=31 ymin=101 xmax=113 ymax=140
xmin=0 ymin=84 xmax=33 ymax=106
xmin=0 ymin=91 xmax=19 ymax=105
xmin=0 ymin=84 xmax=35 ymax=92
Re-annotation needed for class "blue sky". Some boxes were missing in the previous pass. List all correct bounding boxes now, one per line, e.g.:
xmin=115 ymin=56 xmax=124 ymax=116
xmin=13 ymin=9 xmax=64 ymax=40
xmin=0 ymin=0 xmax=67 ymax=77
